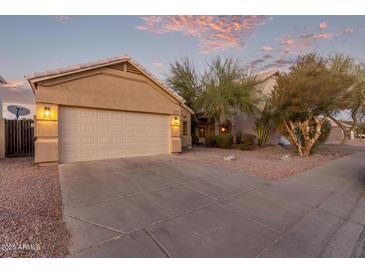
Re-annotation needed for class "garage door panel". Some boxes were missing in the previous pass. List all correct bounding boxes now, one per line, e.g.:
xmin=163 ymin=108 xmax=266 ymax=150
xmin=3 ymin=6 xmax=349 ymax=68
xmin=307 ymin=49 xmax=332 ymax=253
xmin=59 ymin=107 xmax=170 ymax=163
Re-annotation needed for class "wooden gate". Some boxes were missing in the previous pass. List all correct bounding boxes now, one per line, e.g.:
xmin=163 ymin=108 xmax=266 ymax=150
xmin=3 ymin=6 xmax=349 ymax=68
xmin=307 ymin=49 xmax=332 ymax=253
xmin=5 ymin=119 xmax=35 ymax=157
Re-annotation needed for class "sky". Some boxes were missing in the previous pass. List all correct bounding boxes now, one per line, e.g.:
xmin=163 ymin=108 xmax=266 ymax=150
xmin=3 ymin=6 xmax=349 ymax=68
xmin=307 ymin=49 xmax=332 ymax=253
xmin=0 ymin=15 xmax=364 ymax=118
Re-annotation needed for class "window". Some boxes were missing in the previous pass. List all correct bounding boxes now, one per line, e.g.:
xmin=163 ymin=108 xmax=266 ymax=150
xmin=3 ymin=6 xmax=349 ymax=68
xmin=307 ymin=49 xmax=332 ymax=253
xmin=183 ymin=121 xmax=188 ymax=136
xmin=198 ymin=127 xmax=205 ymax=138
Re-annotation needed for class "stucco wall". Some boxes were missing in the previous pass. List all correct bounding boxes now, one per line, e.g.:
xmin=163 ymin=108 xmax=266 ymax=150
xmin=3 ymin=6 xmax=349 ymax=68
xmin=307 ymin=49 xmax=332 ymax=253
xmin=35 ymin=67 xmax=182 ymax=115
xmin=34 ymin=103 xmax=58 ymax=163
xmin=326 ymin=126 xmax=344 ymax=143
xmin=233 ymin=112 xmax=279 ymax=145
xmin=181 ymin=109 xmax=192 ymax=147
xmin=33 ymin=63 xmax=190 ymax=163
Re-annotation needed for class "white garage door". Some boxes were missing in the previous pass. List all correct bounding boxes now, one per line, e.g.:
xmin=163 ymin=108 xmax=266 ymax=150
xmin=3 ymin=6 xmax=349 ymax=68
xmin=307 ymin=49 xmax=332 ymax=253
xmin=59 ymin=107 xmax=170 ymax=163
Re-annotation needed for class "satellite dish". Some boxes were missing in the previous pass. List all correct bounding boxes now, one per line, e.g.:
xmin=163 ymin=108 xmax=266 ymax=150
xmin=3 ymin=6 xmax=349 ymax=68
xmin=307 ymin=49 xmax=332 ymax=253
xmin=7 ymin=105 xmax=30 ymax=120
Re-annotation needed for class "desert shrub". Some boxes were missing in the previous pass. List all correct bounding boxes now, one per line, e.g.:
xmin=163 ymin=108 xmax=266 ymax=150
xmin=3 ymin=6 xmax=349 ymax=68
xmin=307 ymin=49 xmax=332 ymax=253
xmin=255 ymin=122 xmax=271 ymax=147
xmin=240 ymin=133 xmax=256 ymax=150
xmin=310 ymin=119 xmax=332 ymax=154
xmin=205 ymin=134 xmax=217 ymax=147
xmin=216 ymin=133 xmax=233 ymax=149
xmin=192 ymin=134 xmax=199 ymax=146
xmin=316 ymin=119 xmax=332 ymax=144
xmin=235 ymin=131 xmax=243 ymax=144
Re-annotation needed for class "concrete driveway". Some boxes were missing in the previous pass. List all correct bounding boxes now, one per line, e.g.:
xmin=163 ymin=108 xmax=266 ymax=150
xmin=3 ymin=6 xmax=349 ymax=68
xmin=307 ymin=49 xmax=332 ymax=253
xmin=59 ymin=152 xmax=365 ymax=257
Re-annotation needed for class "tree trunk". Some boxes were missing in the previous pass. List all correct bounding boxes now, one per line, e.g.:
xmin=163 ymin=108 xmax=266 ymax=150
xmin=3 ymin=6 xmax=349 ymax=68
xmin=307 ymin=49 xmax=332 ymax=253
xmin=282 ymin=117 xmax=324 ymax=157
xmin=302 ymin=116 xmax=324 ymax=156
xmin=283 ymin=121 xmax=303 ymax=156
xmin=329 ymin=109 xmax=359 ymax=145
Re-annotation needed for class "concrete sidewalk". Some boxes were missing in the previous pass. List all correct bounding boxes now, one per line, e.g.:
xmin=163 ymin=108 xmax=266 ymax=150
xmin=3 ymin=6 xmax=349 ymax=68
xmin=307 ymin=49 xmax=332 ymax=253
xmin=257 ymin=152 xmax=365 ymax=257
xmin=59 ymin=152 xmax=365 ymax=257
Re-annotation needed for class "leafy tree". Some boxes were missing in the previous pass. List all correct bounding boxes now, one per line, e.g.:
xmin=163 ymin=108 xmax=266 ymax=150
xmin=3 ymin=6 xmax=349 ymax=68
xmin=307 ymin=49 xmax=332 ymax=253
xmin=327 ymin=63 xmax=365 ymax=143
xmin=165 ymin=57 xmax=201 ymax=139
xmin=165 ymin=57 xmax=200 ymax=110
xmin=271 ymin=53 xmax=358 ymax=156
xmin=196 ymin=56 xmax=259 ymax=127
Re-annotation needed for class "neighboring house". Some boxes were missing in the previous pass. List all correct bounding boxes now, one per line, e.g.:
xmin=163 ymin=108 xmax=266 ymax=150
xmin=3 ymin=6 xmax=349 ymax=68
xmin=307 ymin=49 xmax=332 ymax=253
xmin=195 ymin=70 xmax=280 ymax=145
xmin=26 ymin=56 xmax=193 ymax=164
xmin=326 ymin=119 xmax=345 ymax=143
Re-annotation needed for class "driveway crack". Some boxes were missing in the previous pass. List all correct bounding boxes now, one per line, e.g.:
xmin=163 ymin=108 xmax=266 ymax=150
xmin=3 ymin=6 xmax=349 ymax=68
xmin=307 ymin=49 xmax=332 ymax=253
xmin=144 ymin=228 xmax=172 ymax=258
xmin=65 ymin=213 xmax=127 ymax=234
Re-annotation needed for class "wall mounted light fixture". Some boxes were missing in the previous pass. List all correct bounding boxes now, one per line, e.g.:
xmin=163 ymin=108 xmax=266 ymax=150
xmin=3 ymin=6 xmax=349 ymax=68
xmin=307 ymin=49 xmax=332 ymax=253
xmin=172 ymin=116 xmax=180 ymax=126
xmin=44 ymin=107 xmax=51 ymax=118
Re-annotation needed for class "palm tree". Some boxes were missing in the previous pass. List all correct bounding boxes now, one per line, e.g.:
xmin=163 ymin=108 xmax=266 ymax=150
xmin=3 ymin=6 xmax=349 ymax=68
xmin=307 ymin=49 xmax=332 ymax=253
xmin=165 ymin=57 xmax=202 ymax=144
xmin=165 ymin=57 xmax=200 ymax=110
xmin=196 ymin=56 xmax=259 ymax=134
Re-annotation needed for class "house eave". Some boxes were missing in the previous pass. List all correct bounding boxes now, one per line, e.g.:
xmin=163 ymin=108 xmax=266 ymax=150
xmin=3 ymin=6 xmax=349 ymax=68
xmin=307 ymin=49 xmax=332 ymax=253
xmin=25 ymin=55 xmax=194 ymax=114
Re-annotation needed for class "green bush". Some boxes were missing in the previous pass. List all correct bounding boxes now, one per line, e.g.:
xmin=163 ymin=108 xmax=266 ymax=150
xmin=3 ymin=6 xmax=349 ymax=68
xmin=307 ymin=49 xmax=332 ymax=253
xmin=235 ymin=131 xmax=243 ymax=144
xmin=192 ymin=134 xmax=199 ymax=146
xmin=216 ymin=133 xmax=233 ymax=149
xmin=205 ymin=134 xmax=217 ymax=147
xmin=255 ymin=122 xmax=271 ymax=147
xmin=240 ymin=133 xmax=256 ymax=150
xmin=317 ymin=119 xmax=332 ymax=144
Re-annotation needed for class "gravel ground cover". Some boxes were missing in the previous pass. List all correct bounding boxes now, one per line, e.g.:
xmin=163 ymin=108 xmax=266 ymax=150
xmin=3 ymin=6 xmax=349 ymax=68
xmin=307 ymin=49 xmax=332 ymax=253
xmin=180 ymin=145 xmax=353 ymax=181
xmin=0 ymin=157 xmax=69 ymax=257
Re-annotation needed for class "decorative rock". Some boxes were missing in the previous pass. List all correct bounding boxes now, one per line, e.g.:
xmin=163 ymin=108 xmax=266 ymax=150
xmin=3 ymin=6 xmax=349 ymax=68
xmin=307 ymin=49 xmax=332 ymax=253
xmin=224 ymin=155 xmax=237 ymax=161
xmin=281 ymin=154 xmax=290 ymax=161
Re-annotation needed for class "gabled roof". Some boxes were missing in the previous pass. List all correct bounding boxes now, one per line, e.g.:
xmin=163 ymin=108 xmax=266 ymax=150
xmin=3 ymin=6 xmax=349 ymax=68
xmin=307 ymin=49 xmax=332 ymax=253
xmin=26 ymin=55 xmax=194 ymax=114
xmin=255 ymin=69 xmax=279 ymax=83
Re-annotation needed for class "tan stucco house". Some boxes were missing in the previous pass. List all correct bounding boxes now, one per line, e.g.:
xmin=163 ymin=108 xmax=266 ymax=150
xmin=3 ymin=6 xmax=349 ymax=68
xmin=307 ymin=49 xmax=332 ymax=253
xmin=326 ymin=119 xmax=345 ymax=143
xmin=26 ymin=56 xmax=193 ymax=164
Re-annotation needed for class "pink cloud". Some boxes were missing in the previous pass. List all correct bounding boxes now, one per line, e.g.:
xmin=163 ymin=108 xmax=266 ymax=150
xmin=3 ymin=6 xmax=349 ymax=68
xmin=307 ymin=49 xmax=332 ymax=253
xmin=152 ymin=62 xmax=163 ymax=68
xmin=260 ymin=58 xmax=295 ymax=71
xmin=273 ymin=58 xmax=295 ymax=66
xmin=343 ymin=28 xmax=353 ymax=34
xmin=248 ymin=54 xmax=274 ymax=70
xmin=319 ymin=22 xmax=328 ymax=30
xmin=0 ymin=80 xmax=34 ymax=105
xmin=261 ymin=46 xmax=273 ymax=52
xmin=280 ymin=31 xmax=339 ymax=55
xmin=136 ymin=16 xmax=270 ymax=53
xmin=2 ymin=80 xmax=28 ymax=89
xmin=250 ymin=58 xmax=266 ymax=67
xmin=311 ymin=33 xmax=335 ymax=40
xmin=282 ymin=38 xmax=295 ymax=46
xmin=251 ymin=55 xmax=295 ymax=71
